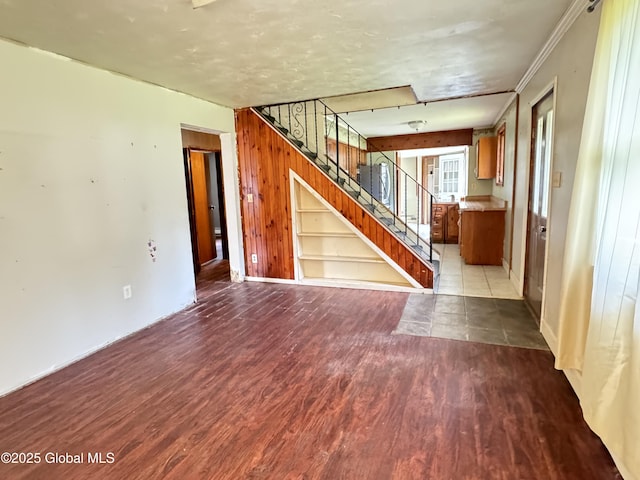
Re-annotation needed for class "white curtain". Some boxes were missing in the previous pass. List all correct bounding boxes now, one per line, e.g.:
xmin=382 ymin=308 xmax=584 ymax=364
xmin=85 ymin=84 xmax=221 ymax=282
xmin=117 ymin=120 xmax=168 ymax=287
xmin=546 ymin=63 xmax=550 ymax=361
xmin=556 ymin=1 xmax=640 ymax=478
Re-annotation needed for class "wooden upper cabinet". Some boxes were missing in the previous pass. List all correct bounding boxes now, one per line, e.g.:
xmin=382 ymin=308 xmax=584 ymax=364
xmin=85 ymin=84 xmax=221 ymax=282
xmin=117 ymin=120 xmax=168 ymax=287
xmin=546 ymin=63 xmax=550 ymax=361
xmin=476 ymin=136 xmax=497 ymax=179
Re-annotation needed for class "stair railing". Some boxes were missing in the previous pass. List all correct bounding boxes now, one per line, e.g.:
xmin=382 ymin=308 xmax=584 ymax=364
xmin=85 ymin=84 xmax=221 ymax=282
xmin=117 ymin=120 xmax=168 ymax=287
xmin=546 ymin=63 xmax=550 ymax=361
xmin=255 ymin=99 xmax=438 ymax=266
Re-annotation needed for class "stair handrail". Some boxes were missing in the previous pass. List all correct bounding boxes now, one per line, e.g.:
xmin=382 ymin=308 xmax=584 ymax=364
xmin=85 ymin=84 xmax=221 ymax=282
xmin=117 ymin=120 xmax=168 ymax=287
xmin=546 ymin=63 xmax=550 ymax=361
xmin=317 ymin=99 xmax=436 ymax=202
xmin=256 ymin=100 xmax=440 ymax=265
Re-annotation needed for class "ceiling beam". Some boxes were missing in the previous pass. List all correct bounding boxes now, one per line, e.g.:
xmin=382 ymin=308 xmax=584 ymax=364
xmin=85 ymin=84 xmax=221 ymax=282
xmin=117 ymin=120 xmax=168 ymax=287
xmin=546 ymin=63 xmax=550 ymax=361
xmin=367 ymin=129 xmax=473 ymax=152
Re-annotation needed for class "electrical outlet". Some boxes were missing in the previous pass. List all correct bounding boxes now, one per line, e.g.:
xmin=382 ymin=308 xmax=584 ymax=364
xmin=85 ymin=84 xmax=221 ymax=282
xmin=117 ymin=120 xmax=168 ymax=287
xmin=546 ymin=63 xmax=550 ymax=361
xmin=123 ymin=285 xmax=132 ymax=299
xmin=251 ymin=254 xmax=258 ymax=264
xmin=247 ymin=193 xmax=254 ymax=203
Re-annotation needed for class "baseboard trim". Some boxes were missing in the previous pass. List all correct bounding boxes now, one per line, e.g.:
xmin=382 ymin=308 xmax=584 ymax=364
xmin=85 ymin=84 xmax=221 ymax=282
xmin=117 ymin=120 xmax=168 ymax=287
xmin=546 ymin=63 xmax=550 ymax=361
xmin=540 ymin=319 xmax=582 ymax=399
xmin=509 ymin=270 xmax=521 ymax=295
xmin=245 ymin=276 xmax=432 ymax=294
xmin=245 ymin=276 xmax=297 ymax=285
xmin=540 ymin=319 xmax=558 ymax=355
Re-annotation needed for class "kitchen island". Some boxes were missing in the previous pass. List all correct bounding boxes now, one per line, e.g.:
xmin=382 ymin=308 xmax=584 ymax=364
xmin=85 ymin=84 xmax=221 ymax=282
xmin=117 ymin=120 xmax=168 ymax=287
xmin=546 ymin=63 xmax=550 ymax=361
xmin=458 ymin=195 xmax=507 ymax=265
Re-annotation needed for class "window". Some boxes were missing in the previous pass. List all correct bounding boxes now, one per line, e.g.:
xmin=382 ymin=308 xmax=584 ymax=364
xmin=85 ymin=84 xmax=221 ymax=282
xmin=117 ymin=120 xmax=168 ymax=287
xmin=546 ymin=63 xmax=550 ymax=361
xmin=439 ymin=153 xmax=463 ymax=196
xmin=496 ymin=123 xmax=506 ymax=186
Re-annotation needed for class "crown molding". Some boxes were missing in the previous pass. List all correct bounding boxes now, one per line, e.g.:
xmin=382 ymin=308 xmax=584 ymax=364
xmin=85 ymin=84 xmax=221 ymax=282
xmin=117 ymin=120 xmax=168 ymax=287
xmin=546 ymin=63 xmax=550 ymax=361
xmin=515 ymin=0 xmax=589 ymax=93
xmin=493 ymin=92 xmax=518 ymax=126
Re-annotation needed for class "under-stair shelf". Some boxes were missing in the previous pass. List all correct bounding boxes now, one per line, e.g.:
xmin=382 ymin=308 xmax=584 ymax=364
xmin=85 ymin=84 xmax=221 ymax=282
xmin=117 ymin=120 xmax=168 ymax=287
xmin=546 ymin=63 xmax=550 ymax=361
xmin=292 ymin=175 xmax=420 ymax=288
xmin=299 ymin=255 xmax=387 ymax=264
xmin=297 ymin=232 xmax=358 ymax=238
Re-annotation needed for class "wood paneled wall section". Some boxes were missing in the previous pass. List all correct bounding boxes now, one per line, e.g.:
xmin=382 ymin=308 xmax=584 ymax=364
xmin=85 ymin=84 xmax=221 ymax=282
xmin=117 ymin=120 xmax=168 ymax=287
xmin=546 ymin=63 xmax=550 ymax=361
xmin=367 ymin=128 xmax=473 ymax=152
xmin=326 ymin=138 xmax=367 ymax=178
xmin=235 ymin=108 xmax=433 ymax=288
xmin=181 ymin=129 xmax=221 ymax=151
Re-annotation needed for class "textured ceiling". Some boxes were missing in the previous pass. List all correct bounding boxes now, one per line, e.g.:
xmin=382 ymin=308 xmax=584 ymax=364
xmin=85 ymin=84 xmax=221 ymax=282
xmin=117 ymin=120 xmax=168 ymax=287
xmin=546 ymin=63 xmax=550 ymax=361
xmin=0 ymin=0 xmax=572 ymax=109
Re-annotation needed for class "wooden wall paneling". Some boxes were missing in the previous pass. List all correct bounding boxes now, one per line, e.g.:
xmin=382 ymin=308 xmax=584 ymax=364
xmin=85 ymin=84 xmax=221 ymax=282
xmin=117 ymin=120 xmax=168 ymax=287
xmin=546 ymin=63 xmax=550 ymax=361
xmin=253 ymin=117 xmax=266 ymax=277
xmin=383 ymin=230 xmax=392 ymax=258
xmin=409 ymin=258 xmax=418 ymax=279
xmin=242 ymin=112 xmax=256 ymax=277
xmin=274 ymin=140 xmax=286 ymax=277
xmin=321 ymin=168 xmax=329 ymax=201
xmin=300 ymin=154 xmax=309 ymax=184
xmin=377 ymin=219 xmax=385 ymax=249
xmin=235 ymin=111 xmax=253 ymax=276
xmin=348 ymin=196 xmax=357 ymax=230
xmin=356 ymin=204 xmax=364 ymax=232
xmin=371 ymin=212 xmax=379 ymax=246
xmin=367 ymin=128 xmax=473 ymax=152
xmin=326 ymin=175 xmax=336 ymax=207
xmin=248 ymin=111 xmax=264 ymax=277
xmin=362 ymin=212 xmax=370 ymax=242
xmin=420 ymin=263 xmax=428 ymax=286
xmin=390 ymin=229 xmax=399 ymax=265
xmin=251 ymin=113 xmax=263 ymax=277
xmin=260 ymin=120 xmax=275 ymax=276
xmin=270 ymin=130 xmax=285 ymax=277
xmin=270 ymin=121 xmax=294 ymax=279
xmin=241 ymin=112 xmax=256 ymax=277
xmin=409 ymin=255 xmax=418 ymax=281
xmin=398 ymin=246 xmax=408 ymax=277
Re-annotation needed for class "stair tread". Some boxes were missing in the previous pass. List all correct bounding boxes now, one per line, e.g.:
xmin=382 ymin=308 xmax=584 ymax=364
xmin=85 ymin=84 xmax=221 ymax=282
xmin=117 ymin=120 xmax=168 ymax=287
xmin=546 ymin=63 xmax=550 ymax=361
xmin=299 ymin=254 xmax=386 ymax=264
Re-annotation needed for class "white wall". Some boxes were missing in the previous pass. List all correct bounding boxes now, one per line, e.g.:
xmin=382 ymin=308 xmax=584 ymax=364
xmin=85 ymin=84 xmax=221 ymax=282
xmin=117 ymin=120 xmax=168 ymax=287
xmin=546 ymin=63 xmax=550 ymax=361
xmin=398 ymin=156 xmax=420 ymax=220
xmin=0 ymin=39 xmax=237 ymax=396
xmin=511 ymin=9 xmax=601 ymax=334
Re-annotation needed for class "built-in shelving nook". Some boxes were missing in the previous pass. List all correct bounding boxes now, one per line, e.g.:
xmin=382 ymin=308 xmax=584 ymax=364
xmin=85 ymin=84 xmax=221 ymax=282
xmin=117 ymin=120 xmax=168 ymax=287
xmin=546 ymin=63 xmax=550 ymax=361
xmin=291 ymin=173 xmax=421 ymax=290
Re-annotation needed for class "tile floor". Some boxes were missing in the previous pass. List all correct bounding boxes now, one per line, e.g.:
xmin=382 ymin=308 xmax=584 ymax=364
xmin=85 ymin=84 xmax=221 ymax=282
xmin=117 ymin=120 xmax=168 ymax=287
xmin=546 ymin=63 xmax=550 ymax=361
xmin=394 ymin=294 xmax=549 ymax=350
xmin=434 ymin=244 xmax=521 ymax=299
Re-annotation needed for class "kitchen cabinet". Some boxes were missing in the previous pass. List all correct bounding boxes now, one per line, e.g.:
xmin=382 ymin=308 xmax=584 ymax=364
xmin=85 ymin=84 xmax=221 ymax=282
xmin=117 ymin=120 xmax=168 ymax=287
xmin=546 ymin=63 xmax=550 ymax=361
xmin=476 ymin=136 xmax=497 ymax=179
xmin=431 ymin=202 xmax=459 ymax=244
xmin=458 ymin=196 xmax=506 ymax=265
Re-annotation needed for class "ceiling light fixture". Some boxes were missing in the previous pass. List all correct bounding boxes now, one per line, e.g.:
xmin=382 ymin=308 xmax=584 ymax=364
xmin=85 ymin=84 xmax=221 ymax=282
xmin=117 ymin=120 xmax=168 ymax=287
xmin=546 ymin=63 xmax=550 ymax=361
xmin=408 ymin=120 xmax=426 ymax=132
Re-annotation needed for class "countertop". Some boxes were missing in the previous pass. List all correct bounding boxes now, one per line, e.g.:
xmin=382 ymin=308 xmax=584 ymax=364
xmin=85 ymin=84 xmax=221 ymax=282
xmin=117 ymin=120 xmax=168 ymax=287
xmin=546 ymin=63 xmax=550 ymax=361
xmin=458 ymin=195 xmax=507 ymax=212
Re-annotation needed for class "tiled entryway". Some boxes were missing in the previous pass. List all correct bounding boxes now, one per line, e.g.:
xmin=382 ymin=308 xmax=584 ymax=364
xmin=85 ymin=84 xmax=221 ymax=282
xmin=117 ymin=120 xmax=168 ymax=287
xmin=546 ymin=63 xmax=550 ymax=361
xmin=435 ymin=244 xmax=520 ymax=299
xmin=394 ymin=294 xmax=548 ymax=350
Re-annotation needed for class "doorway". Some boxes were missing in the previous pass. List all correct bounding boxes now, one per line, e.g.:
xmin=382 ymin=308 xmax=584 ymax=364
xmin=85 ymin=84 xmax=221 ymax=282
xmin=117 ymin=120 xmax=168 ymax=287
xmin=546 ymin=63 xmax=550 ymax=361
xmin=524 ymin=89 xmax=554 ymax=320
xmin=182 ymin=129 xmax=230 ymax=284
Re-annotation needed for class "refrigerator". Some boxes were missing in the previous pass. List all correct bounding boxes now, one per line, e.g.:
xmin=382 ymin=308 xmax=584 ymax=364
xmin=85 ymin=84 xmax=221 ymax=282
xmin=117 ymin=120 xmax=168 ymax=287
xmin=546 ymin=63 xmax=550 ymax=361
xmin=359 ymin=163 xmax=392 ymax=210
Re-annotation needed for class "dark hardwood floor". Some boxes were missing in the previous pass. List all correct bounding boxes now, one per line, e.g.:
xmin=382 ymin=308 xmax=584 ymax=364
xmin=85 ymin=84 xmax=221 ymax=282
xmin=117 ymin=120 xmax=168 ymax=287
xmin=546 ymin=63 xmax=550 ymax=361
xmin=0 ymin=277 xmax=620 ymax=479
